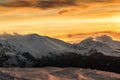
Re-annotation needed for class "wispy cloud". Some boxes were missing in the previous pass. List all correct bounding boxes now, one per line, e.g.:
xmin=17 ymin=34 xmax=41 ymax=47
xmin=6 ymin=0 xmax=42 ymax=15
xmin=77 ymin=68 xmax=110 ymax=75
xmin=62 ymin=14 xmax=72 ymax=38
xmin=54 ymin=31 xmax=119 ymax=38
xmin=58 ymin=3 xmax=120 ymax=18
xmin=54 ymin=31 xmax=120 ymax=43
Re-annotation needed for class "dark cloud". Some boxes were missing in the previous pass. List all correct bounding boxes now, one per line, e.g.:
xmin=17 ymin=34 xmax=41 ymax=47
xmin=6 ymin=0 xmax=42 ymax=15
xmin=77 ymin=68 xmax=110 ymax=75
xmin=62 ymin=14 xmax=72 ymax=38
xmin=0 ymin=0 xmax=77 ymax=8
xmin=59 ymin=10 xmax=69 ymax=15
xmin=36 ymin=0 xmax=77 ymax=9
xmin=2 ymin=1 xmax=31 ymax=7
xmin=1 ymin=0 xmax=120 ymax=9
xmin=78 ymin=0 xmax=119 ymax=3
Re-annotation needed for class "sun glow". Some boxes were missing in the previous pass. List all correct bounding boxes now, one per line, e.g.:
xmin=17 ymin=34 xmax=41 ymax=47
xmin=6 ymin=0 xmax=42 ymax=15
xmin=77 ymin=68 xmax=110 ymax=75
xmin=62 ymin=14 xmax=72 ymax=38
xmin=0 ymin=0 xmax=120 ymax=42
xmin=112 ymin=16 xmax=120 ymax=23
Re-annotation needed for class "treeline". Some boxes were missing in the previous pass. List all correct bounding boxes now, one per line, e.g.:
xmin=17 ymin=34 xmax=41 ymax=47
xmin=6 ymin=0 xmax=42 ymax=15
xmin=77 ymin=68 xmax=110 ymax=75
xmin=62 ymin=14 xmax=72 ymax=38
xmin=1 ymin=51 xmax=120 ymax=74
xmin=34 ymin=52 xmax=120 ymax=73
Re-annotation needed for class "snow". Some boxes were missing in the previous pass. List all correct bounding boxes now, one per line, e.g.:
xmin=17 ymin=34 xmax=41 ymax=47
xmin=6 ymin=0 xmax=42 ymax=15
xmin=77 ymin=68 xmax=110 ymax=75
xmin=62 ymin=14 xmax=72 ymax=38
xmin=75 ymin=35 xmax=120 ymax=57
xmin=17 ymin=55 xmax=27 ymax=61
xmin=0 ymin=67 xmax=120 ymax=80
xmin=0 ymin=34 xmax=72 ymax=58
xmin=96 ymin=35 xmax=120 ymax=51
xmin=0 ymin=33 xmax=120 ymax=58
xmin=4 ymin=52 xmax=15 ymax=57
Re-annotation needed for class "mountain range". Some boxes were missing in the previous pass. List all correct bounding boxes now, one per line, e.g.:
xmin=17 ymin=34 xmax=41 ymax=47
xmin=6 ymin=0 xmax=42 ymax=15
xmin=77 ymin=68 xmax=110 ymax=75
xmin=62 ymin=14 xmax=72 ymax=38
xmin=1 ymin=33 xmax=120 ymax=57
xmin=0 ymin=33 xmax=120 ymax=68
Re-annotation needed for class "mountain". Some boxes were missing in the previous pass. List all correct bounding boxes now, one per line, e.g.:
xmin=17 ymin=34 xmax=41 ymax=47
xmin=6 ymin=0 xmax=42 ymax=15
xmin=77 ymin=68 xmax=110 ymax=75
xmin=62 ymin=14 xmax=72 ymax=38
xmin=96 ymin=35 xmax=120 ymax=51
xmin=0 ymin=33 xmax=74 ymax=67
xmin=0 ymin=33 xmax=120 ymax=67
xmin=74 ymin=35 xmax=120 ymax=57
xmin=0 ymin=33 xmax=72 ymax=58
xmin=1 ymin=34 xmax=120 ymax=58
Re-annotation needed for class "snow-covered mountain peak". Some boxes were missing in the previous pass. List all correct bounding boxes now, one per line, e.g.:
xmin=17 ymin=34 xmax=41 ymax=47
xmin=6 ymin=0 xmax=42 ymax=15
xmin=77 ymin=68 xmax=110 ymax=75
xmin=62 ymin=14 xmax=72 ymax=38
xmin=95 ymin=35 xmax=120 ymax=51
xmin=96 ymin=35 xmax=113 ymax=42
xmin=0 ymin=33 xmax=73 ymax=58
xmin=26 ymin=33 xmax=42 ymax=39
xmin=74 ymin=35 xmax=120 ymax=56
xmin=80 ymin=37 xmax=94 ymax=43
xmin=76 ymin=37 xmax=101 ymax=48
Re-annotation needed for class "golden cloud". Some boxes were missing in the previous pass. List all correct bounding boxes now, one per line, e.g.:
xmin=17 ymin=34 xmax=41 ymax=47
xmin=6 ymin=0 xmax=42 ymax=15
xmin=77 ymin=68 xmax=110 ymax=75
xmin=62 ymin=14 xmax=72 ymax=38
xmin=54 ymin=31 xmax=120 ymax=43
xmin=58 ymin=3 xmax=120 ymax=18
xmin=0 ymin=0 xmax=120 ymax=18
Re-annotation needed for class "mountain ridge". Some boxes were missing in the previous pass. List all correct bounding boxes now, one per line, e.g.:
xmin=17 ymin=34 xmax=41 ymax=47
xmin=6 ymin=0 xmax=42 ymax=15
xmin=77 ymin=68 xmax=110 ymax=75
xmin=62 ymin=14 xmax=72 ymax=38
xmin=0 ymin=33 xmax=120 ymax=57
xmin=0 ymin=33 xmax=120 ymax=70
xmin=0 ymin=33 xmax=73 ymax=58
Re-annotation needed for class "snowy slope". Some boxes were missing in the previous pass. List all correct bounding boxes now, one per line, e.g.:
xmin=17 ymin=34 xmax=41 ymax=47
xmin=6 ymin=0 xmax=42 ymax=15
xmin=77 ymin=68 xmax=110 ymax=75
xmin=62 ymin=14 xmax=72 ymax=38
xmin=0 ymin=34 xmax=72 ymax=58
xmin=96 ymin=35 xmax=120 ymax=51
xmin=1 ymin=34 xmax=120 ymax=67
xmin=74 ymin=36 xmax=120 ymax=56
xmin=0 ymin=33 xmax=120 ymax=58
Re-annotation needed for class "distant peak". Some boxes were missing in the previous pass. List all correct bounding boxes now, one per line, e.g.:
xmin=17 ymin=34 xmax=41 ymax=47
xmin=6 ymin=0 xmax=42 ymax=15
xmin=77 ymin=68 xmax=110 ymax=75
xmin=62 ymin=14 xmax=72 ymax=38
xmin=80 ymin=37 xmax=94 ymax=43
xmin=26 ymin=33 xmax=41 ymax=37
xmin=84 ymin=37 xmax=94 ymax=41
xmin=96 ymin=35 xmax=113 ymax=42
xmin=76 ymin=37 xmax=96 ymax=45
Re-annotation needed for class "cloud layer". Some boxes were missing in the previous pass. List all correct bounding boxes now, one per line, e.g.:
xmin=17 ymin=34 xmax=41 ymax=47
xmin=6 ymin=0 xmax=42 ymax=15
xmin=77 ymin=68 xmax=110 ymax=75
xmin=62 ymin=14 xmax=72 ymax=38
xmin=54 ymin=31 xmax=120 ymax=43
xmin=0 ymin=0 xmax=120 ymax=18
xmin=0 ymin=0 xmax=120 ymax=8
xmin=0 ymin=0 xmax=77 ymax=8
xmin=0 ymin=0 xmax=120 ymax=43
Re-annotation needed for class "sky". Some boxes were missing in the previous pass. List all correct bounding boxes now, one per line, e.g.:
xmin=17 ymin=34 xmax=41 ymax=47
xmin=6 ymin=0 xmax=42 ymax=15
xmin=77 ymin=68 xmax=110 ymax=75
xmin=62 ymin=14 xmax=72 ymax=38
xmin=0 ymin=0 xmax=120 ymax=43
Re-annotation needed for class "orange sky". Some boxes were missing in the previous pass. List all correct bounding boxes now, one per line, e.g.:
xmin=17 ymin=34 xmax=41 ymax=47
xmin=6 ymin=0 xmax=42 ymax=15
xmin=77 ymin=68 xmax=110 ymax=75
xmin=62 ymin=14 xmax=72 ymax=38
xmin=0 ymin=0 xmax=120 ymax=43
